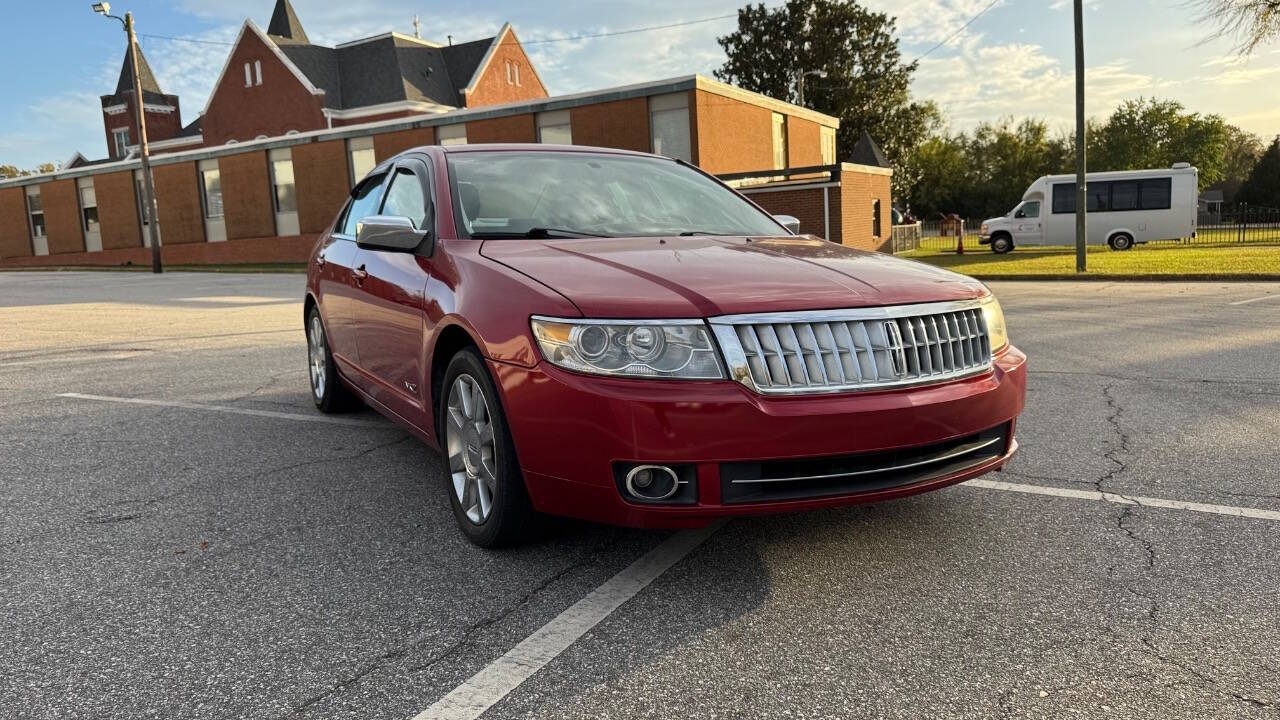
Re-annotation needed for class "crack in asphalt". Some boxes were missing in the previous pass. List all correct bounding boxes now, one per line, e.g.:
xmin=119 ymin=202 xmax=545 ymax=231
xmin=279 ymin=533 xmax=630 ymax=719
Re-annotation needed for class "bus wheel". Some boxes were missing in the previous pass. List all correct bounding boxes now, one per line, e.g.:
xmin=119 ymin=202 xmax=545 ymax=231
xmin=991 ymin=235 xmax=1013 ymax=254
xmin=1108 ymin=233 xmax=1134 ymax=251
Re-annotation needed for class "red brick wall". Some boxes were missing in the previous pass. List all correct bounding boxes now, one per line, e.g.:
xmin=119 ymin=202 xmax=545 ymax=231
xmin=41 ymin=180 xmax=84 ymax=255
xmin=218 ymin=152 xmax=275 ymax=240
xmin=331 ymin=110 xmax=424 ymax=127
xmin=152 ymin=162 xmax=205 ymax=245
xmin=0 ymin=187 xmax=31 ymax=258
xmin=787 ymin=116 xmax=823 ymax=168
xmin=694 ymin=90 xmax=773 ymax=174
xmin=464 ymin=30 xmax=549 ymax=108
xmin=373 ymin=127 xmax=435 ymax=162
xmin=293 ymin=140 xmax=351 ymax=234
xmin=840 ymin=166 xmax=893 ymax=252
xmin=569 ymin=98 xmax=650 ymax=152
xmin=94 ymin=170 xmax=142 ymax=250
xmin=202 ymin=29 xmax=328 ymax=145
xmin=741 ymin=186 xmax=837 ymax=242
xmin=102 ymin=93 xmax=183 ymax=159
xmin=466 ymin=113 xmax=537 ymax=144
xmin=0 ymin=233 xmax=317 ymax=268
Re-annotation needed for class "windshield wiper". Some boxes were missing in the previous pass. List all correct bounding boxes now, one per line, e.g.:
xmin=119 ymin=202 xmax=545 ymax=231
xmin=677 ymin=231 xmax=733 ymax=236
xmin=469 ymin=227 xmax=611 ymax=239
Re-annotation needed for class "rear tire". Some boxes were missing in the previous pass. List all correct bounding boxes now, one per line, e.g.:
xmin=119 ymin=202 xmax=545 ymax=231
xmin=1108 ymin=233 xmax=1134 ymax=251
xmin=439 ymin=348 xmax=536 ymax=548
xmin=306 ymin=306 xmax=361 ymax=413
xmin=991 ymin=235 xmax=1013 ymax=254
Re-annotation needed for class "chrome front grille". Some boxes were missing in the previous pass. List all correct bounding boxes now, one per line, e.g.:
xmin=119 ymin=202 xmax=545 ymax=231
xmin=709 ymin=300 xmax=993 ymax=394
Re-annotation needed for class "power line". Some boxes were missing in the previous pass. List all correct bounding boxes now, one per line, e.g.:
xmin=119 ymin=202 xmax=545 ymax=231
xmin=138 ymin=32 xmax=234 ymax=46
xmin=910 ymin=0 xmax=1004 ymax=63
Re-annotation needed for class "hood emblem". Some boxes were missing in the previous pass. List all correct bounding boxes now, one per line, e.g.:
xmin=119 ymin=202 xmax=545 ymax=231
xmin=884 ymin=322 xmax=908 ymax=378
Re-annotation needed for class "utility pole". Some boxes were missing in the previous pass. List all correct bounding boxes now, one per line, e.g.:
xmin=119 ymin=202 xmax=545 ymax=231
xmin=94 ymin=3 xmax=163 ymax=273
xmin=795 ymin=69 xmax=827 ymax=108
xmin=1073 ymin=0 xmax=1087 ymax=273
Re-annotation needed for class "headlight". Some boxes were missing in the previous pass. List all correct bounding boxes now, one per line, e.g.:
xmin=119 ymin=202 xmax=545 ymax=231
xmin=980 ymin=294 xmax=1009 ymax=352
xmin=531 ymin=317 xmax=724 ymax=380
xmin=980 ymin=223 xmax=989 ymax=235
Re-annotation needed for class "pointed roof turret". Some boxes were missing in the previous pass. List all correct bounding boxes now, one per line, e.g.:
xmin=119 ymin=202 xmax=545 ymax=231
xmin=267 ymin=0 xmax=310 ymax=43
xmin=113 ymin=45 xmax=164 ymax=96
xmin=850 ymin=132 xmax=889 ymax=168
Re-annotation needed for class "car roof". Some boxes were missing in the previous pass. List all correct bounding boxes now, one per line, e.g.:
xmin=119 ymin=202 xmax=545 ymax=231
xmin=406 ymin=142 xmax=669 ymax=161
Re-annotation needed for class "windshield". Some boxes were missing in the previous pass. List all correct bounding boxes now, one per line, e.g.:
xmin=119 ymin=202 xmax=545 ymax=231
xmin=446 ymin=150 xmax=786 ymax=238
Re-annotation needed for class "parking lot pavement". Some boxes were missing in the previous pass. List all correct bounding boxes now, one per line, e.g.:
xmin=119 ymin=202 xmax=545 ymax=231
xmin=1 ymin=272 xmax=1277 ymax=719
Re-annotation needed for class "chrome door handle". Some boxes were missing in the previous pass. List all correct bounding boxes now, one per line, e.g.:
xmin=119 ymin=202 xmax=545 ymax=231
xmin=353 ymin=265 xmax=369 ymax=282
xmin=315 ymin=255 xmax=326 ymax=267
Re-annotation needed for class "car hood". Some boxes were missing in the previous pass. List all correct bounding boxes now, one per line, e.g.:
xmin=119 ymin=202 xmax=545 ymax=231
xmin=479 ymin=235 xmax=988 ymax=318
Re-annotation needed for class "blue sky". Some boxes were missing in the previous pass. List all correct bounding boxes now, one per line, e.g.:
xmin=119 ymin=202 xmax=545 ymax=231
xmin=3 ymin=0 xmax=1278 ymax=169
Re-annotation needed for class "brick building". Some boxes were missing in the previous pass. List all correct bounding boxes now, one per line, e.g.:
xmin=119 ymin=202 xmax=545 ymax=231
xmin=98 ymin=47 xmax=186 ymax=160
xmin=1 ymin=7 xmax=896 ymax=269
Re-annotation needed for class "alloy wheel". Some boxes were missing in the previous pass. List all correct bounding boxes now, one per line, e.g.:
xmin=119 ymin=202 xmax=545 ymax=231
xmin=308 ymin=314 xmax=326 ymax=401
xmin=446 ymin=373 xmax=498 ymax=525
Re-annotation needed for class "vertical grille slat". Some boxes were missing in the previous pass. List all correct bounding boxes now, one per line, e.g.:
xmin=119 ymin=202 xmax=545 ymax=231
xmin=719 ymin=303 xmax=995 ymax=394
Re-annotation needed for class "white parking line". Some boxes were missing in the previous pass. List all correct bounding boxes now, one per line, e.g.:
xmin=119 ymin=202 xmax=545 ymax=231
xmin=965 ymin=478 xmax=1280 ymax=522
xmin=56 ymin=393 xmax=389 ymax=428
xmin=413 ymin=521 xmax=726 ymax=720
xmin=0 ymin=353 xmax=141 ymax=369
xmin=1229 ymin=294 xmax=1280 ymax=306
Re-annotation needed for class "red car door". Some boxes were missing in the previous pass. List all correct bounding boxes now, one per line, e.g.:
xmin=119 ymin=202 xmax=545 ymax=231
xmin=316 ymin=172 xmax=388 ymax=370
xmin=350 ymin=158 xmax=434 ymax=426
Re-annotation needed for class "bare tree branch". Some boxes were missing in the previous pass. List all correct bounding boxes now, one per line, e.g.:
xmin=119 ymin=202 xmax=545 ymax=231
xmin=1191 ymin=0 xmax=1280 ymax=54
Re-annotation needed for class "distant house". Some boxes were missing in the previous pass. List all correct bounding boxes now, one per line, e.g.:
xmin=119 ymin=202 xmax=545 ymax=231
xmin=1198 ymin=190 xmax=1224 ymax=215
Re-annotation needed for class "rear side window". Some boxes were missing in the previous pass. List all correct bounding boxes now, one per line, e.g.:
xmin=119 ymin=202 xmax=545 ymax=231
xmin=340 ymin=174 xmax=386 ymax=236
xmin=381 ymin=169 xmax=429 ymax=229
xmin=1111 ymin=181 xmax=1139 ymax=211
xmin=1140 ymin=178 xmax=1172 ymax=210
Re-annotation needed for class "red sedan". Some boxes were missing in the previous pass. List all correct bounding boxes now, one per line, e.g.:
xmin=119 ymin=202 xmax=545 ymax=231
xmin=304 ymin=144 xmax=1026 ymax=547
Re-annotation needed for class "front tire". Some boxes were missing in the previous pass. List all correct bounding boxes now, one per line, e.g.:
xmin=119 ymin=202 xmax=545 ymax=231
xmin=991 ymin=235 xmax=1013 ymax=254
xmin=306 ymin=307 xmax=360 ymax=413
xmin=439 ymin=348 xmax=535 ymax=548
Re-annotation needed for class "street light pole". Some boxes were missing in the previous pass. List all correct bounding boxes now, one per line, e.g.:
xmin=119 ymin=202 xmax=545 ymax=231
xmin=1073 ymin=0 xmax=1087 ymax=273
xmin=95 ymin=4 xmax=163 ymax=273
xmin=795 ymin=69 xmax=828 ymax=108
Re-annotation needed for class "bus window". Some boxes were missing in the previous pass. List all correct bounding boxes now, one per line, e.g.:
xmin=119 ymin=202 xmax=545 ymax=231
xmin=1086 ymin=182 xmax=1110 ymax=212
xmin=1052 ymin=183 xmax=1075 ymax=213
xmin=1140 ymin=178 xmax=1172 ymax=210
xmin=1112 ymin=181 xmax=1139 ymax=211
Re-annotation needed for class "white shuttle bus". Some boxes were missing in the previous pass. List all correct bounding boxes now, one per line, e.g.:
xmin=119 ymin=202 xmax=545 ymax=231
xmin=978 ymin=164 xmax=1198 ymax=253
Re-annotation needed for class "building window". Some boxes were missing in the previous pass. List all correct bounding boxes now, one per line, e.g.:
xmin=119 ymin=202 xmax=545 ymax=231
xmin=820 ymin=126 xmax=836 ymax=165
xmin=536 ymin=110 xmax=572 ymax=145
xmin=437 ymin=123 xmax=467 ymax=146
xmin=201 ymin=164 xmax=223 ymax=219
xmin=772 ymin=112 xmax=788 ymax=170
xmin=112 ymin=128 xmax=130 ymax=157
xmin=79 ymin=181 xmax=99 ymax=233
xmin=244 ymin=62 xmax=252 ymax=87
xmin=514 ymin=63 xmax=521 ymax=86
xmin=244 ymin=61 xmax=263 ymax=87
xmin=347 ymin=137 xmax=376 ymax=185
xmin=26 ymin=187 xmax=45 ymax=239
xmin=270 ymin=148 xmax=297 ymax=214
xmin=648 ymin=92 xmax=691 ymax=163
xmin=254 ymin=60 xmax=263 ymax=86
xmin=505 ymin=60 xmax=513 ymax=84
xmin=872 ymin=199 xmax=882 ymax=238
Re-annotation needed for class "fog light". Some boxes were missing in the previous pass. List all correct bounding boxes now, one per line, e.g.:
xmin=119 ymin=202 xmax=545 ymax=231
xmin=625 ymin=464 xmax=680 ymax=500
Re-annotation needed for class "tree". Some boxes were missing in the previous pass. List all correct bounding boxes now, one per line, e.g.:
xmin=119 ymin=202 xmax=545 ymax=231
xmin=1089 ymin=98 xmax=1230 ymax=189
xmin=1217 ymin=125 xmax=1265 ymax=202
xmin=715 ymin=0 xmax=936 ymax=198
xmin=1236 ymin=137 xmax=1280 ymax=207
xmin=1193 ymin=0 xmax=1280 ymax=54
xmin=900 ymin=134 xmax=968 ymax=218
xmin=0 ymin=162 xmax=59 ymax=178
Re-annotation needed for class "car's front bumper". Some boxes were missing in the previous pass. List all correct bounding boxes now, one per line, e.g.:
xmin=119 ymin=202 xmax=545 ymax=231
xmin=491 ymin=345 xmax=1026 ymax=528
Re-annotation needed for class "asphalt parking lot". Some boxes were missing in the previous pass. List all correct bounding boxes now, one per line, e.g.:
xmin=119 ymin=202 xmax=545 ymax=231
xmin=2 ymin=271 xmax=1278 ymax=719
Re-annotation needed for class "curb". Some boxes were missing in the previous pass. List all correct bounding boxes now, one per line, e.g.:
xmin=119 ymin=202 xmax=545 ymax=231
xmin=967 ymin=274 xmax=1280 ymax=282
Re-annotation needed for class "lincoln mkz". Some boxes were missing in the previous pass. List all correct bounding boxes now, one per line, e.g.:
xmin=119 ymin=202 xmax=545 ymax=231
xmin=304 ymin=144 xmax=1026 ymax=546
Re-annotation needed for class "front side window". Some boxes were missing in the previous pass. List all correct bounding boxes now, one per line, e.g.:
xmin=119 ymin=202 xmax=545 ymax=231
xmin=202 ymin=167 xmax=223 ymax=219
xmin=1017 ymin=201 xmax=1040 ymax=218
xmin=79 ymin=184 xmax=99 ymax=232
xmin=447 ymin=151 xmax=785 ymax=238
xmin=381 ymin=168 xmax=429 ymax=229
xmin=340 ymin=174 xmax=387 ymax=237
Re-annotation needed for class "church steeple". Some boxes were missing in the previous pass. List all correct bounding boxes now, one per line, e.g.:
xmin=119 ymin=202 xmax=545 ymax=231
xmin=267 ymin=0 xmax=309 ymax=43
xmin=113 ymin=44 xmax=164 ymax=99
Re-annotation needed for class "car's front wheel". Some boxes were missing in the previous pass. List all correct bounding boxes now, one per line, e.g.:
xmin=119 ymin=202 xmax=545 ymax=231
xmin=306 ymin=307 xmax=360 ymax=413
xmin=991 ymin=235 xmax=1014 ymax=254
xmin=440 ymin=348 xmax=535 ymax=548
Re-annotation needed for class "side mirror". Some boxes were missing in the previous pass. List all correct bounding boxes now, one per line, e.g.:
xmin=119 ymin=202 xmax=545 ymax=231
xmin=1014 ymin=210 xmax=1026 ymax=219
xmin=774 ymin=214 xmax=801 ymax=234
xmin=356 ymin=215 xmax=428 ymax=253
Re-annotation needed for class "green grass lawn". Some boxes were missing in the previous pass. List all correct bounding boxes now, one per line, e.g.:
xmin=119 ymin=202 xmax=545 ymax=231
xmin=902 ymin=243 xmax=1280 ymax=277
